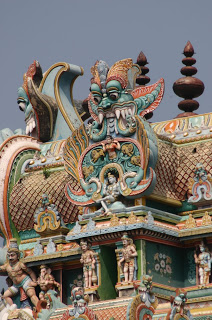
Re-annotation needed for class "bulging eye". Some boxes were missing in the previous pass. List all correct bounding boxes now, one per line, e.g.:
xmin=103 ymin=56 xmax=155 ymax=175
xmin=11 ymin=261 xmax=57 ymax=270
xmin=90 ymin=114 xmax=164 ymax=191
xmin=18 ymin=101 xmax=26 ymax=112
xmin=93 ymin=95 xmax=101 ymax=104
xmin=109 ymin=92 xmax=119 ymax=100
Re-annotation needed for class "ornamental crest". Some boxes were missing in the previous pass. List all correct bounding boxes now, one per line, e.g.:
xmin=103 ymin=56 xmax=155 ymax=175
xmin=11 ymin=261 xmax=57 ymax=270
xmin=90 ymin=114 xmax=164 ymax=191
xmin=64 ymin=59 xmax=164 ymax=214
xmin=188 ymin=163 xmax=212 ymax=203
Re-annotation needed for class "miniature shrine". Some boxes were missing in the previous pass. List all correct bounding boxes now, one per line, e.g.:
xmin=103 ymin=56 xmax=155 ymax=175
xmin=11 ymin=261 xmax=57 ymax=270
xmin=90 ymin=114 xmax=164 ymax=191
xmin=0 ymin=41 xmax=211 ymax=319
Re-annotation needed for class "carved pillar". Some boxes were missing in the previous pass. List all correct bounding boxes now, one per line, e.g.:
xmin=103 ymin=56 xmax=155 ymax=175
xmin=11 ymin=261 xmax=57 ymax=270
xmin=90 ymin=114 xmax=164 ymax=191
xmin=140 ymin=239 xmax=147 ymax=277
xmin=115 ymin=241 xmax=123 ymax=284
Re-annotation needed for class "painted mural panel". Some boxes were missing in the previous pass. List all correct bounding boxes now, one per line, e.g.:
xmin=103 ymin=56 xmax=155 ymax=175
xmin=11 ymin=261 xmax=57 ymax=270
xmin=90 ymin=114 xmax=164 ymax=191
xmin=146 ymin=241 xmax=184 ymax=287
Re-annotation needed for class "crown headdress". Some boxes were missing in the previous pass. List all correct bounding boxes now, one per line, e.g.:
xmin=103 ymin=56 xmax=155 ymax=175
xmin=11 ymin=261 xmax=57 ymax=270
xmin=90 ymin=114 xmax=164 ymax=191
xmin=8 ymin=238 xmax=19 ymax=253
xmin=106 ymin=59 xmax=133 ymax=89
xmin=91 ymin=60 xmax=109 ymax=93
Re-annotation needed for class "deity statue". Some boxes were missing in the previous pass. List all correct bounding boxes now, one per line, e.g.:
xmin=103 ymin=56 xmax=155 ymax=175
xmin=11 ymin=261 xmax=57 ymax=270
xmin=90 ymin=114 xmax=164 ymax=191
xmin=118 ymin=233 xmax=138 ymax=283
xmin=96 ymin=170 xmax=124 ymax=214
xmin=102 ymin=135 xmax=120 ymax=160
xmin=167 ymin=289 xmax=193 ymax=320
xmin=0 ymin=238 xmax=39 ymax=307
xmin=33 ymin=240 xmax=43 ymax=256
xmin=46 ymin=239 xmax=56 ymax=254
xmin=80 ymin=240 xmax=97 ymax=288
xmin=37 ymin=264 xmax=60 ymax=300
xmin=194 ymin=242 xmax=211 ymax=286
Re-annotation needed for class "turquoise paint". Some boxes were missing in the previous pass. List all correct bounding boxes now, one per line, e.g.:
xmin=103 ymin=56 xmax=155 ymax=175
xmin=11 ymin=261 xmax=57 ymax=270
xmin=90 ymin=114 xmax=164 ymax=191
xmin=146 ymin=241 xmax=184 ymax=288
xmin=184 ymin=248 xmax=196 ymax=287
xmin=42 ymin=64 xmax=83 ymax=141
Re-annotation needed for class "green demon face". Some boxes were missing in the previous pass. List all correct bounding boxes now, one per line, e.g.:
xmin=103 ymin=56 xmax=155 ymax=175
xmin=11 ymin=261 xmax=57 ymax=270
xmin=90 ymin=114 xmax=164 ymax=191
xmin=87 ymin=59 xmax=164 ymax=140
xmin=90 ymin=80 xmax=136 ymax=125
xmin=17 ymin=86 xmax=37 ymax=137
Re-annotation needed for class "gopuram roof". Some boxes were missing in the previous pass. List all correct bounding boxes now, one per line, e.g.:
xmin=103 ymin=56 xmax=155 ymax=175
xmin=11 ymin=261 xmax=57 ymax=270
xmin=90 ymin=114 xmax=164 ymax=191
xmin=0 ymin=43 xmax=211 ymax=320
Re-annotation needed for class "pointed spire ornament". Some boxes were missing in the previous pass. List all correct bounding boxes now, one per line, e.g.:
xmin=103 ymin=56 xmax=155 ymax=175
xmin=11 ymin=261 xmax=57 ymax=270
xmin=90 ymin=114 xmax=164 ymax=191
xmin=136 ymin=51 xmax=150 ymax=86
xmin=136 ymin=51 xmax=153 ymax=120
xmin=173 ymin=41 xmax=204 ymax=118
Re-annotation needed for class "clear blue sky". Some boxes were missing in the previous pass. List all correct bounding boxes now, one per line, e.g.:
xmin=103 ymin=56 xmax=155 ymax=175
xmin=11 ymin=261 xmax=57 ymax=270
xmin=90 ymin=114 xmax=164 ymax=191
xmin=0 ymin=0 xmax=211 ymax=131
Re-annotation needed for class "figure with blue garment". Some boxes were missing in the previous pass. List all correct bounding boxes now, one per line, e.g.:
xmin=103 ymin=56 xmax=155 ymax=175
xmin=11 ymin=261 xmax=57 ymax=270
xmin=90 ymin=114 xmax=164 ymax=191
xmin=194 ymin=242 xmax=211 ymax=286
xmin=0 ymin=239 xmax=39 ymax=308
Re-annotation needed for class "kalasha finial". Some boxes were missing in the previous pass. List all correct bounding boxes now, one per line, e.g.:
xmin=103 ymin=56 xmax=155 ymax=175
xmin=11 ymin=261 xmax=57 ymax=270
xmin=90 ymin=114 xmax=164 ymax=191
xmin=173 ymin=41 xmax=204 ymax=118
xmin=136 ymin=51 xmax=152 ymax=120
xmin=136 ymin=51 xmax=150 ymax=86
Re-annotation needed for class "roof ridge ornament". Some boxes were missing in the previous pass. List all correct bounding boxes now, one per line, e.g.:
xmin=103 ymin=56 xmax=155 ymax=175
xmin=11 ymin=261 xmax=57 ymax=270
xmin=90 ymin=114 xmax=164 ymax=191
xmin=173 ymin=41 xmax=204 ymax=118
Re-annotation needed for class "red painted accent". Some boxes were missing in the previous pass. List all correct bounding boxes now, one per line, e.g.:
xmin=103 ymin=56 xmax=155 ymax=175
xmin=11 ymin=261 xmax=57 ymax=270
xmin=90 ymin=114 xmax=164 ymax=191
xmin=131 ymin=78 xmax=165 ymax=118
xmin=78 ymin=137 xmax=145 ymax=179
xmin=64 ymin=185 xmax=94 ymax=206
xmin=133 ymin=235 xmax=182 ymax=247
xmin=3 ymin=140 xmax=39 ymax=242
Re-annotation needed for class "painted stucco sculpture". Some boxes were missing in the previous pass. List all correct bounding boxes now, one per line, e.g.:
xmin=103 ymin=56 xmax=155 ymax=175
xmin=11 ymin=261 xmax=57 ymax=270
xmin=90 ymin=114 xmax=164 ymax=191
xmin=80 ymin=240 xmax=97 ymax=289
xmin=36 ymin=290 xmax=66 ymax=320
xmin=37 ymin=265 xmax=60 ymax=299
xmin=68 ymin=287 xmax=98 ymax=320
xmin=0 ymin=294 xmax=18 ymax=320
xmin=17 ymin=61 xmax=58 ymax=142
xmin=0 ymin=239 xmax=38 ymax=308
xmin=64 ymin=58 xmax=164 ymax=213
xmin=1 ymin=44 xmax=212 ymax=319
xmin=118 ymin=233 xmax=138 ymax=283
xmin=194 ymin=242 xmax=211 ymax=286
xmin=126 ymin=275 xmax=158 ymax=320
xmin=188 ymin=163 xmax=212 ymax=203
xmin=0 ymin=298 xmax=34 ymax=320
xmin=17 ymin=60 xmax=87 ymax=142
xmin=166 ymin=289 xmax=193 ymax=320
xmin=34 ymin=194 xmax=68 ymax=236
xmin=0 ymin=59 xmax=87 ymax=244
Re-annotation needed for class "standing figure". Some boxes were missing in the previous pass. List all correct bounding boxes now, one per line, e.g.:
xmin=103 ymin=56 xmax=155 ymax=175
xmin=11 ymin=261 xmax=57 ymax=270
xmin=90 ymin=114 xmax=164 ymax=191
xmin=102 ymin=135 xmax=120 ymax=160
xmin=80 ymin=240 xmax=97 ymax=288
xmin=118 ymin=233 xmax=138 ymax=283
xmin=194 ymin=242 xmax=211 ymax=286
xmin=37 ymin=265 xmax=60 ymax=300
xmin=0 ymin=238 xmax=39 ymax=307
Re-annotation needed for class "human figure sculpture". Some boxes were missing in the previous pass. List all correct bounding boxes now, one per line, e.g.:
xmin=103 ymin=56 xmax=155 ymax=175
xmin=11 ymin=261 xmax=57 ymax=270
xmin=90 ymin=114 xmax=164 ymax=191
xmin=0 ymin=238 xmax=39 ymax=307
xmin=37 ymin=264 xmax=60 ymax=299
xmin=99 ymin=172 xmax=120 ymax=213
xmin=80 ymin=240 xmax=97 ymax=288
xmin=102 ymin=135 xmax=120 ymax=160
xmin=33 ymin=240 xmax=43 ymax=256
xmin=46 ymin=238 xmax=56 ymax=254
xmin=194 ymin=242 xmax=211 ymax=286
xmin=118 ymin=233 xmax=138 ymax=283
xmin=96 ymin=170 xmax=125 ymax=215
